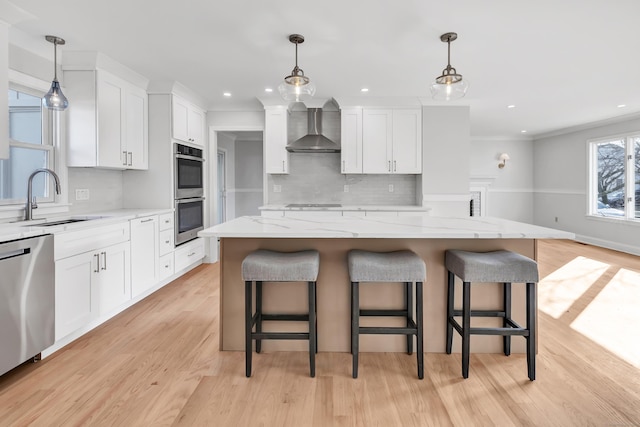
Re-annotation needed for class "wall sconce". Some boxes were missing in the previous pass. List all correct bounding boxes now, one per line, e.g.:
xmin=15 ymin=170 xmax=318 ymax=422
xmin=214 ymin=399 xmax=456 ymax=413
xmin=498 ymin=153 xmax=510 ymax=169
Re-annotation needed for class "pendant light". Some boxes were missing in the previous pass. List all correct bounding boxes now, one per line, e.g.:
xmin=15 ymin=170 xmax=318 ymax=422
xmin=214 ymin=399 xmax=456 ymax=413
xmin=278 ymin=34 xmax=316 ymax=102
xmin=430 ymin=32 xmax=469 ymax=101
xmin=43 ymin=35 xmax=69 ymax=111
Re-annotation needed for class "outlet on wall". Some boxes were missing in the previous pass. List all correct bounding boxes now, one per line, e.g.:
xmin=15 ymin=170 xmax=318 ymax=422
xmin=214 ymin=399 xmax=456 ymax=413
xmin=75 ymin=189 xmax=90 ymax=200
xmin=273 ymin=184 xmax=282 ymax=193
xmin=388 ymin=184 xmax=394 ymax=192
xmin=344 ymin=184 xmax=349 ymax=193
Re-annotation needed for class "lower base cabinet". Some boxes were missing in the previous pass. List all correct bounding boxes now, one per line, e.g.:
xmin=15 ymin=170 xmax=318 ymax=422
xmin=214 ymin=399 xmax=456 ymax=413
xmin=130 ymin=215 xmax=159 ymax=297
xmin=55 ymin=241 xmax=131 ymax=340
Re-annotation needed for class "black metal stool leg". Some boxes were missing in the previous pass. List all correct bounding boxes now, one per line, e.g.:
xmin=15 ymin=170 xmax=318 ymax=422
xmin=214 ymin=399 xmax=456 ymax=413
xmin=255 ymin=281 xmax=262 ymax=354
xmin=527 ymin=282 xmax=536 ymax=381
xmin=309 ymin=281 xmax=316 ymax=378
xmin=462 ymin=281 xmax=471 ymax=379
xmin=351 ymin=281 xmax=359 ymax=378
xmin=245 ymin=280 xmax=252 ymax=377
xmin=503 ymin=282 xmax=512 ymax=356
xmin=406 ymin=281 xmax=413 ymax=355
xmin=416 ymin=281 xmax=424 ymax=380
xmin=446 ymin=271 xmax=454 ymax=354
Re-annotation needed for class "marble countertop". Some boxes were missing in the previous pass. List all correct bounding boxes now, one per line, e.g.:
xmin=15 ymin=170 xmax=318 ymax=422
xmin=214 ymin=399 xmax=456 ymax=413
xmin=260 ymin=204 xmax=431 ymax=212
xmin=199 ymin=215 xmax=575 ymax=239
xmin=0 ymin=209 xmax=173 ymax=243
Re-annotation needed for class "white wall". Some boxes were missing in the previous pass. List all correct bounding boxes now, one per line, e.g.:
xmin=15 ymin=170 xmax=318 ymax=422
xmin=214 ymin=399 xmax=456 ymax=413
xmin=421 ymin=106 xmax=470 ymax=216
xmin=470 ymin=137 xmax=534 ymax=222
xmin=533 ymin=115 xmax=640 ymax=255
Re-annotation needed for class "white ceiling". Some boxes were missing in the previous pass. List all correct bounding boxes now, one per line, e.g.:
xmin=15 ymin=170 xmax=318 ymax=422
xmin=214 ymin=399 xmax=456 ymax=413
xmin=7 ymin=0 xmax=640 ymax=138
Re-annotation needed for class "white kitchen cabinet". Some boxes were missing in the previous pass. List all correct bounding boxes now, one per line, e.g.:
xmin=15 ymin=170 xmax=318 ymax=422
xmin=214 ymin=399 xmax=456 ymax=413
xmin=158 ymin=253 xmax=175 ymax=281
xmin=264 ymin=107 xmax=289 ymax=174
xmin=341 ymin=108 xmax=363 ymax=173
xmin=130 ymin=215 xmax=159 ymax=297
xmin=94 ymin=241 xmax=131 ymax=315
xmin=174 ymin=237 xmax=205 ymax=272
xmin=65 ymin=69 xmax=148 ymax=170
xmin=55 ymin=237 xmax=131 ymax=340
xmin=345 ymin=108 xmax=421 ymax=174
xmin=172 ymin=95 xmax=204 ymax=146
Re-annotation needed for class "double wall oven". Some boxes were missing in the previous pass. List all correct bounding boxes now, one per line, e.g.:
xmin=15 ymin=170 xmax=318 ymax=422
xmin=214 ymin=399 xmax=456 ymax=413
xmin=174 ymin=143 xmax=204 ymax=245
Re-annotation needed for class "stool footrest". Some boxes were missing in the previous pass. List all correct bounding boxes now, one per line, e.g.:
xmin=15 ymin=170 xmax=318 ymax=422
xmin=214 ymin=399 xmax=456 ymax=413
xmin=453 ymin=309 xmax=506 ymax=318
xmin=252 ymin=332 xmax=310 ymax=340
xmin=261 ymin=314 xmax=309 ymax=322
xmin=448 ymin=318 xmax=529 ymax=336
xmin=360 ymin=323 xmax=417 ymax=335
xmin=360 ymin=309 xmax=409 ymax=317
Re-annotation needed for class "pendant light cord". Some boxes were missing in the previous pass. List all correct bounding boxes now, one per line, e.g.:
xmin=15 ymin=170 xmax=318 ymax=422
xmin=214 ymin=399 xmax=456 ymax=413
xmin=53 ymin=40 xmax=58 ymax=82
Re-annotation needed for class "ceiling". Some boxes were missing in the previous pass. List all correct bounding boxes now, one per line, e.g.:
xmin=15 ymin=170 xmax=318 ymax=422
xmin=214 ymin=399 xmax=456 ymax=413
xmin=6 ymin=0 xmax=640 ymax=138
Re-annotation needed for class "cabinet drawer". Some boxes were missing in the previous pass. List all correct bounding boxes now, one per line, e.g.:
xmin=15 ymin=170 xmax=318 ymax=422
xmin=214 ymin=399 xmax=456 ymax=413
xmin=159 ymin=212 xmax=174 ymax=231
xmin=174 ymin=238 xmax=204 ymax=272
xmin=55 ymin=221 xmax=130 ymax=260
xmin=159 ymin=229 xmax=174 ymax=256
xmin=159 ymin=252 xmax=174 ymax=281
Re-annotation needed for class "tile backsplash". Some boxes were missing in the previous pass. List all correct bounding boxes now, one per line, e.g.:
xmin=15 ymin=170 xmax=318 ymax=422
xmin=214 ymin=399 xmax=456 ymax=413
xmin=267 ymin=153 xmax=418 ymax=205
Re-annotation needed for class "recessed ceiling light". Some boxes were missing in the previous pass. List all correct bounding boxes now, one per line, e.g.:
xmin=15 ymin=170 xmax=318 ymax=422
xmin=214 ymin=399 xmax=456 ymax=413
xmin=617 ymin=104 xmax=627 ymax=108
xmin=223 ymin=92 xmax=232 ymax=97
xmin=265 ymin=88 xmax=273 ymax=93
xmin=521 ymin=130 xmax=527 ymax=133
xmin=361 ymin=88 xmax=369 ymax=93
xmin=507 ymin=105 xmax=516 ymax=109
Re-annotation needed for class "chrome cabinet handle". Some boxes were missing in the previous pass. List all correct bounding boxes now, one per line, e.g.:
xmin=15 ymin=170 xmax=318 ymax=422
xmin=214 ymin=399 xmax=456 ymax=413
xmin=188 ymin=252 xmax=196 ymax=257
xmin=282 ymin=160 xmax=285 ymax=172
xmin=141 ymin=218 xmax=154 ymax=223
xmin=128 ymin=152 xmax=132 ymax=166
xmin=388 ymin=160 xmax=391 ymax=172
xmin=101 ymin=251 xmax=107 ymax=270
xmin=122 ymin=151 xmax=127 ymax=166
xmin=393 ymin=160 xmax=397 ymax=172
xmin=342 ymin=160 xmax=345 ymax=172
xmin=94 ymin=253 xmax=100 ymax=273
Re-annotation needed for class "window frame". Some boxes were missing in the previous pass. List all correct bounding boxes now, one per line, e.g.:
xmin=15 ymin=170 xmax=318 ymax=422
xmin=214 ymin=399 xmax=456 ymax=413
xmin=587 ymin=132 xmax=640 ymax=222
xmin=0 ymin=70 xmax=68 ymax=220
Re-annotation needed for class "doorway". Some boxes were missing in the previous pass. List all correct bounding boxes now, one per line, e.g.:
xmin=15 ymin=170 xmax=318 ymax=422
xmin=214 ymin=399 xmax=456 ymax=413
xmin=217 ymin=150 xmax=226 ymax=224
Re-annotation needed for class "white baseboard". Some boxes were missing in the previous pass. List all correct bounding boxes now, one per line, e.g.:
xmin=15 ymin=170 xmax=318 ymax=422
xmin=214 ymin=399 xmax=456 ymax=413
xmin=575 ymin=234 xmax=640 ymax=256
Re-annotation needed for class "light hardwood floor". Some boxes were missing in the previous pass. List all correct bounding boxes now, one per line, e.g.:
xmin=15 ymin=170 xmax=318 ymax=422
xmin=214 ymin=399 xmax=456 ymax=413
xmin=0 ymin=239 xmax=639 ymax=426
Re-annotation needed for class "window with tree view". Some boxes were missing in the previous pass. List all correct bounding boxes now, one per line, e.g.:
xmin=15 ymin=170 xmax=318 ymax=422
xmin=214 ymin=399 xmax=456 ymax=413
xmin=589 ymin=135 xmax=640 ymax=220
xmin=0 ymin=86 xmax=53 ymax=205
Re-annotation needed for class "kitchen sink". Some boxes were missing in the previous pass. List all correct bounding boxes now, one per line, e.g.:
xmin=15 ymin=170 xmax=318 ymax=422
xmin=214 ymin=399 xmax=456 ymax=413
xmin=38 ymin=218 xmax=92 ymax=226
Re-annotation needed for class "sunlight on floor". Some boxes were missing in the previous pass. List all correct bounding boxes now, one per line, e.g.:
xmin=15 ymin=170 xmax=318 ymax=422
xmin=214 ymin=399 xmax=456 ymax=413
xmin=538 ymin=256 xmax=609 ymax=318
xmin=571 ymin=268 xmax=640 ymax=368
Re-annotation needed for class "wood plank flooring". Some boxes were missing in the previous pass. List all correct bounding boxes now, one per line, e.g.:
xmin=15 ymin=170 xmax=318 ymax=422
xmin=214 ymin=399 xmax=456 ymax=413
xmin=0 ymin=239 xmax=639 ymax=426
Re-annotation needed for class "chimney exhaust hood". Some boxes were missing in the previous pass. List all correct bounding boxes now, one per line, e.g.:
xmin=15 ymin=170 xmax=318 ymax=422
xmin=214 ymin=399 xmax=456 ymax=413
xmin=286 ymin=108 xmax=341 ymax=153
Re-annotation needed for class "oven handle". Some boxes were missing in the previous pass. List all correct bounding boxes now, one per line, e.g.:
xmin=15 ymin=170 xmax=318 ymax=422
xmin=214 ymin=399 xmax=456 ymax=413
xmin=175 ymin=197 xmax=205 ymax=205
xmin=175 ymin=153 xmax=205 ymax=162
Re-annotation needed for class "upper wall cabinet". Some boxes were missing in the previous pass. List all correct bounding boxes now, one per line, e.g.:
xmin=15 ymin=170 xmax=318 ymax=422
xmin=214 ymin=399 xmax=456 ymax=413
xmin=65 ymin=69 xmax=148 ymax=170
xmin=342 ymin=108 xmax=422 ymax=174
xmin=363 ymin=109 xmax=422 ymax=174
xmin=264 ymin=107 xmax=290 ymax=174
xmin=172 ymin=95 xmax=204 ymax=146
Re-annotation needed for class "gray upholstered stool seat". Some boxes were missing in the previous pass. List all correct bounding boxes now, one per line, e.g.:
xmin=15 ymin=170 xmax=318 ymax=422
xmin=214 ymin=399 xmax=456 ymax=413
xmin=242 ymin=249 xmax=320 ymax=282
xmin=242 ymin=249 xmax=320 ymax=378
xmin=445 ymin=249 xmax=539 ymax=381
xmin=348 ymin=250 xmax=427 ymax=283
xmin=348 ymin=250 xmax=426 ymax=379
xmin=445 ymin=250 xmax=538 ymax=283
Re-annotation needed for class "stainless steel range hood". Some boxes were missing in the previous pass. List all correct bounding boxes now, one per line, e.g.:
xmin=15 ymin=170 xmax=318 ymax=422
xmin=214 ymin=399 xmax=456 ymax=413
xmin=286 ymin=108 xmax=340 ymax=153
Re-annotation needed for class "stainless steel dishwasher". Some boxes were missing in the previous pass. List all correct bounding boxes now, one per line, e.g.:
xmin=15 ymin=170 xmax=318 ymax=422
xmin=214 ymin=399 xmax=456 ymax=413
xmin=0 ymin=234 xmax=54 ymax=376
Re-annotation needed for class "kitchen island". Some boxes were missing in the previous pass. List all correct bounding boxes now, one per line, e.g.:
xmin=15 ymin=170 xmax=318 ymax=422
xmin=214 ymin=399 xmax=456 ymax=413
xmin=199 ymin=215 xmax=574 ymax=353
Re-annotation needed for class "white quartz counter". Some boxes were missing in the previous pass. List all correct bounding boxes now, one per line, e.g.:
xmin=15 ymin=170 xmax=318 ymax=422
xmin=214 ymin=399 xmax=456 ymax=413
xmin=260 ymin=204 xmax=431 ymax=212
xmin=0 ymin=209 xmax=173 ymax=243
xmin=199 ymin=215 xmax=574 ymax=240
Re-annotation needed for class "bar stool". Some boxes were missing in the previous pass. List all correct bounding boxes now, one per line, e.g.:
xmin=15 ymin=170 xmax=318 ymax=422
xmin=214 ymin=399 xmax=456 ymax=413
xmin=445 ymin=249 xmax=539 ymax=380
xmin=242 ymin=249 xmax=320 ymax=378
xmin=348 ymin=249 xmax=426 ymax=379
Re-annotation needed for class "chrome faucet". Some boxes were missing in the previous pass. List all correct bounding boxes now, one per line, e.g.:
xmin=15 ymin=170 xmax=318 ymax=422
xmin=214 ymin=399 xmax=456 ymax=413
xmin=25 ymin=168 xmax=61 ymax=220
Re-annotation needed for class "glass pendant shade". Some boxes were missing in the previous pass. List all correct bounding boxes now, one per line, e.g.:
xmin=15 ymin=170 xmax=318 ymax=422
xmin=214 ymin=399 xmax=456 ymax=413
xmin=43 ymin=35 xmax=68 ymax=111
xmin=431 ymin=32 xmax=468 ymax=101
xmin=43 ymin=80 xmax=69 ymax=111
xmin=279 ymin=34 xmax=315 ymax=102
